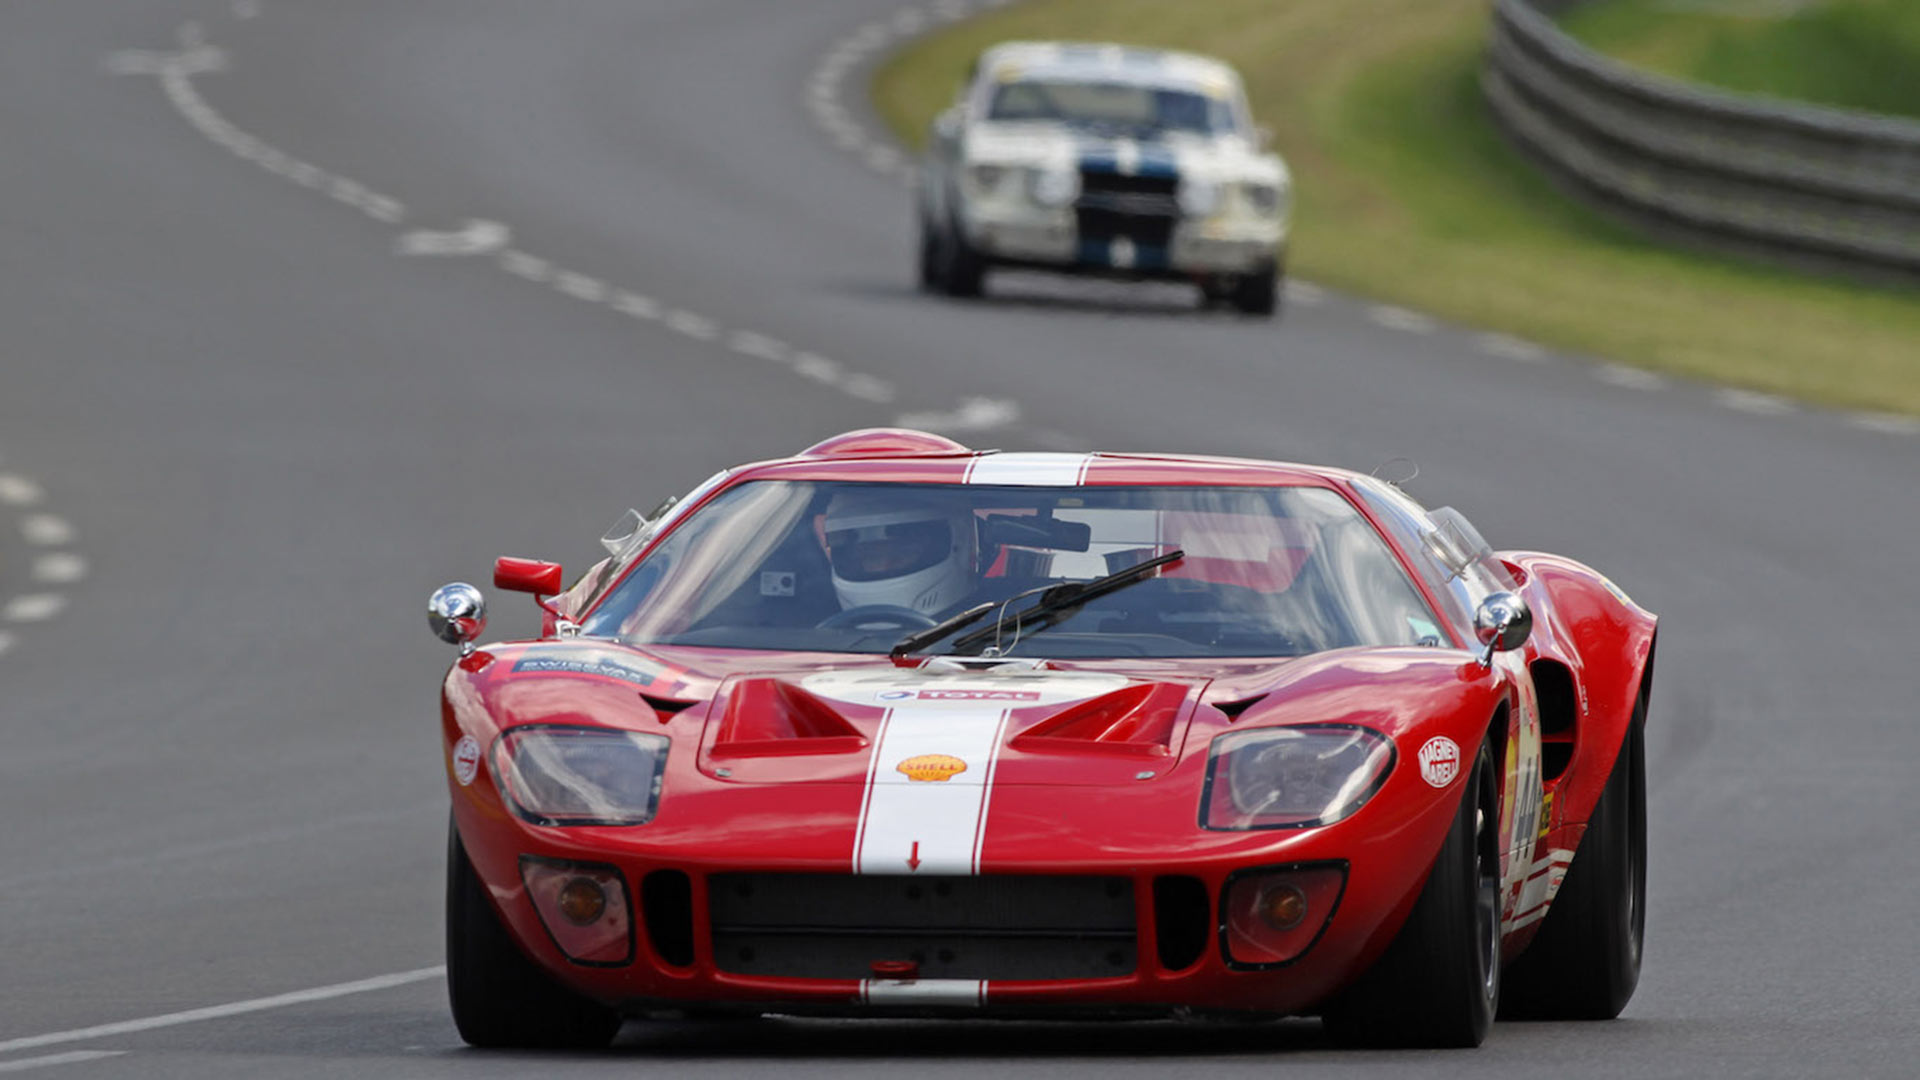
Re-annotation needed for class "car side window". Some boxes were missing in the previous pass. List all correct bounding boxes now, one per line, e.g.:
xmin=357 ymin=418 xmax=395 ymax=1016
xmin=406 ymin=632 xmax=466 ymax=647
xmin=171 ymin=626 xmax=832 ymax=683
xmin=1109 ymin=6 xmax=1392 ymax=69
xmin=1349 ymin=477 xmax=1474 ymax=638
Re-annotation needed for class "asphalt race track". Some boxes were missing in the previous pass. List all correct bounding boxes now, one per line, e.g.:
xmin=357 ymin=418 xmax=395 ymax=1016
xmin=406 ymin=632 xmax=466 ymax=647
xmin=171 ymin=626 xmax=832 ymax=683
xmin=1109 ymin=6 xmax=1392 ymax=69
xmin=2 ymin=2 xmax=1916 ymax=1076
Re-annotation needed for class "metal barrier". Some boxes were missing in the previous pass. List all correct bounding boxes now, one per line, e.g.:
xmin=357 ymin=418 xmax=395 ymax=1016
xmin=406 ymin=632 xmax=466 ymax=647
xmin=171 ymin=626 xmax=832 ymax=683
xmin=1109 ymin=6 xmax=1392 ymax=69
xmin=1482 ymin=0 xmax=1920 ymax=274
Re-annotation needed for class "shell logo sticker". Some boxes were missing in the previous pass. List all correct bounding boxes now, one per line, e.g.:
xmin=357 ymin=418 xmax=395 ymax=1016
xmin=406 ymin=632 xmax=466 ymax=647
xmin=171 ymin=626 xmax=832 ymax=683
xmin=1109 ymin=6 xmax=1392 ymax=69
xmin=1418 ymin=736 xmax=1461 ymax=788
xmin=451 ymin=736 xmax=483 ymax=786
xmin=896 ymin=754 xmax=968 ymax=782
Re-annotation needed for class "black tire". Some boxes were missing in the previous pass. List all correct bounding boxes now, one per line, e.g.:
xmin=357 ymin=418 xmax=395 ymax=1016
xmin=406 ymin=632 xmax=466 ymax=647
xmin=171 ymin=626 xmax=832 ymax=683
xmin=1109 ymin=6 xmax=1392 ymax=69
xmin=446 ymin=817 xmax=624 ymax=1049
xmin=1227 ymin=261 xmax=1280 ymax=317
xmin=1500 ymin=690 xmax=1647 ymax=1020
xmin=1322 ymin=739 xmax=1501 ymax=1048
xmin=938 ymin=216 xmax=987 ymax=298
xmin=916 ymin=212 xmax=941 ymax=293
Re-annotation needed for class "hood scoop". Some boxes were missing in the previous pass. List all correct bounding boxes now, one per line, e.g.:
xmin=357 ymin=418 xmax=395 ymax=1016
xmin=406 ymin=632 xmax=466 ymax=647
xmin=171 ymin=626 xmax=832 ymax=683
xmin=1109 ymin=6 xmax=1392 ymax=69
xmin=711 ymin=679 xmax=869 ymax=759
xmin=1008 ymin=682 xmax=1190 ymax=759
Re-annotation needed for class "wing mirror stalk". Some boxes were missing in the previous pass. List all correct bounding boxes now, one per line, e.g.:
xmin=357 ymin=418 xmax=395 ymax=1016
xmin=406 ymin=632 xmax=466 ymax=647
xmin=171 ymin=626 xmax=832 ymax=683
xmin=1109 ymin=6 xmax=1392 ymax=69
xmin=1473 ymin=591 xmax=1532 ymax=668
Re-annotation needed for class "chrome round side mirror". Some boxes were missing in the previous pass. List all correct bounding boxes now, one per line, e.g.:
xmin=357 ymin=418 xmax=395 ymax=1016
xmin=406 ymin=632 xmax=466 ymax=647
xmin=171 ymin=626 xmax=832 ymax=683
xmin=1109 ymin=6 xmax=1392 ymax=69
xmin=428 ymin=582 xmax=488 ymax=655
xmin=1473 ymin=591 xmax=1532 ymax=664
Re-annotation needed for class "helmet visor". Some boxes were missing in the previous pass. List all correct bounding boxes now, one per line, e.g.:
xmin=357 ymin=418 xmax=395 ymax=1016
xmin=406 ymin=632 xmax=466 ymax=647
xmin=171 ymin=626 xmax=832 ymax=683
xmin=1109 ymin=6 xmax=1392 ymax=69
xmin=826 ymin=519 xmax=953 ymax=583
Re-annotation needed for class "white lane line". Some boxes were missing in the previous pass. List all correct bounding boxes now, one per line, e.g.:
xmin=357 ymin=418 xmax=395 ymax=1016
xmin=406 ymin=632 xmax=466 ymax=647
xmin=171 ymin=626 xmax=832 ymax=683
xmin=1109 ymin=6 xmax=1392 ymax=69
xmin=793 ymin=352 xmax=842 ymax=384
xmin=497 ymin=250 xmax=553 ymax=282
xmin=1478 ymin=332 xmax=1547 ymax=361
xmin=1595 ymin=364 xmax=1666 ymax=391
xmin=1846 ymin=412 xmax=1920 ymax=436
xmin=842 ymin=374 xmax=896 ymax=404
xmin=20 ymin=515 xmax=74 ymax=546
xmin=0 ymin=632 xmax=15 ymax=659
xmin=609 ymin=290 xmax=662 ymax=320
xmin=664 ymin=310 xmax=718 ymax=341
xmin=0 ymin=1052 xmax=125 ymax=1075
xmin=0 ymin=475 xmax=45 ymax=506
xmin=3 ymin=595 xmax=68 ymax=623
xmin=1713 ymin=388 xmax=1795 ymax=416
xmin=1368 ymin=305 xmax=1437 ymax=334
xmin=31 ymin=554 xmax=88 ymax=585
xmin=895 ymin=397 xmax=1021 ymax=433
xmin=553 ymin=271 xmax=608 ymax=303
xmin=231 ymin=0 xmax=260 ymax=18
xmin=1281 ymin=279 xmax=1326 ymax=306
xmin=0 ymin=967 xmax=444 ymax=1056
xmin=394 ymin=219 xmax=509 ymax=257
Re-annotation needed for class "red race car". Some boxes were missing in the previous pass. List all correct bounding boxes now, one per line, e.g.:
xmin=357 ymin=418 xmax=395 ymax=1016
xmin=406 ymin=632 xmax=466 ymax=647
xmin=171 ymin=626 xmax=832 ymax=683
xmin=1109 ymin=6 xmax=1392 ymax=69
xmin=428 ymin=429 xmax=1656 ymax=1049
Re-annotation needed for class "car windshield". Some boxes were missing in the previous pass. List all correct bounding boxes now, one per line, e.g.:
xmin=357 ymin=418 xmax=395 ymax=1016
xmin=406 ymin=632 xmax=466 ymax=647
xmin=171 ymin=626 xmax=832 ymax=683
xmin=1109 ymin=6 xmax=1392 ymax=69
xmin=580 ymin=481 xmax=1445 ymax=659
xmin=986 ymin=79 xmax=1238 ymax=136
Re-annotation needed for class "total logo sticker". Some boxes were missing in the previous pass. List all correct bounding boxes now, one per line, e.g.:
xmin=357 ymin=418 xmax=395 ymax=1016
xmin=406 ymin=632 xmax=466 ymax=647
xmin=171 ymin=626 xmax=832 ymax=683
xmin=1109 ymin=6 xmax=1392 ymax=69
xmin=451 ymin=736 xmax=483 ymax=786
xmin=1418 ymin=736 xmax=1461 ymax=788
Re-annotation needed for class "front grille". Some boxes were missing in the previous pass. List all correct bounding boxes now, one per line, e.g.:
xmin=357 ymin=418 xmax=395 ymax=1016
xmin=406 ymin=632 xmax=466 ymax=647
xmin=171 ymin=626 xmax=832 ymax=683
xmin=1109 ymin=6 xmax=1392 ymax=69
xmin=1076 ymin=170 xmax=1180 ymax=249
xmin=710 ymin=873 xmax=1137 ymax=980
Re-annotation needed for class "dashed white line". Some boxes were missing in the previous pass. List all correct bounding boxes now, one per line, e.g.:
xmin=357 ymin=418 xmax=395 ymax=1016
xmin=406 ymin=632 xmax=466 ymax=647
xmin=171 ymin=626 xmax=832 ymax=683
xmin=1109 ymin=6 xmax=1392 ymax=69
xmin=20 ymin=515 xmax=74 ymax=546
xmin=497 ymin=250 xmax=553 ymax=282
xmin=1594 ymin=364 xmax=1667 ymax=391
xmin=1713 ymin=388 xmax=1795 ymax=416
xmin=609 ymin=290 xmax=662 ymax=320
xmin=842 ymin=373 xmax=897 ymax=403
xmin=1847 ymin=412 xmax=1920 ymax=436
xmin=3 ymin=594 xmax=68 ymax=623
xmin=553 ymin=271 xmax=609 ymax=303
xmin=0 ymin=1052 xmax=125 ymax=1075
xmin=31 ymin=554 xmax=88 ymax=585
xmin=728 ymin=330 xmax=791 ymax=362
xmin=0 ymin=632 xmax=15 ymax=659
xmin=1368 ymin=305 xmax=1438 ymax=334
xmin=664 ymin=310 xmax=718 ymax=341
xmin=0 ymin=475 xmax=45 ymax=506
xmin=895 ymin=397 xmax=1022 ymax=433
xmin=1477 ymin=332 xmax=1547 ymax=361
xmin=793 ymin=352 xmax=842 ymax=384
xmin=0 ymin=967 xmax=443 ymax=1056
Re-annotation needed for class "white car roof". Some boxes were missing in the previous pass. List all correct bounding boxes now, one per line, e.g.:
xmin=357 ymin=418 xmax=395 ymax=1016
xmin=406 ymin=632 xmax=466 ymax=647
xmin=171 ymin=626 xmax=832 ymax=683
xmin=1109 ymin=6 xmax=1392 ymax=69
xmin=975 ymin=41 xmax=1244 ymax=97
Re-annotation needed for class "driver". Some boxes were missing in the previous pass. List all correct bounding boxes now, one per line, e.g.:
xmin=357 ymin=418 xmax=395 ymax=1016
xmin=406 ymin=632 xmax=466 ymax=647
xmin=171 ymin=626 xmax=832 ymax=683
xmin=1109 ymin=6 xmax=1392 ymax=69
xmin=821 ymin=492 xmax=977 ymax=615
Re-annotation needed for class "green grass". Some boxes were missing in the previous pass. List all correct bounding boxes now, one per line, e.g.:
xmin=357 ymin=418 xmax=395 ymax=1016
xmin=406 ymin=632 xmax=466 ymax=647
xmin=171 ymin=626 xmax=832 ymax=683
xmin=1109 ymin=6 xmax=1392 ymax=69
xmin=872 ymin=0 xmax=1920 ymax=417
xmin=1561 ymin=0 xmax=1920 ymax=119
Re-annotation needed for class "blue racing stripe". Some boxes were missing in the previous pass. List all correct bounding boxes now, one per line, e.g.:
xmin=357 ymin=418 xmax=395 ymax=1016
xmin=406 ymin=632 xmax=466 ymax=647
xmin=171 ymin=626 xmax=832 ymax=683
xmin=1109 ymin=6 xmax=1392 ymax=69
xmin=1135 ymin=143 xmax=1179 ymax=179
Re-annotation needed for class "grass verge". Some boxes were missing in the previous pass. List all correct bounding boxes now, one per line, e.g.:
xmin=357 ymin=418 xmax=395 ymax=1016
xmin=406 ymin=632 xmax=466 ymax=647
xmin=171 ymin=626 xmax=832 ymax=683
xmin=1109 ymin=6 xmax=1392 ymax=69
xmin=1561 ymin=0 xmax=1920 ymax=120
xmin=871 ymin=0 xmax=1920 ymax=417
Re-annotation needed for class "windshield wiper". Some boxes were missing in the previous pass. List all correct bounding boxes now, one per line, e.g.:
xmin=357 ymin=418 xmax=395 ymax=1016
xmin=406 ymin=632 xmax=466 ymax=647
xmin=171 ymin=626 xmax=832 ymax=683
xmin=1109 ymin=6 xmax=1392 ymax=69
xmin=889 ymin=601 xmax=1000 ymax=660
xmin=946 ymin=549 xmax=1185 ymax=657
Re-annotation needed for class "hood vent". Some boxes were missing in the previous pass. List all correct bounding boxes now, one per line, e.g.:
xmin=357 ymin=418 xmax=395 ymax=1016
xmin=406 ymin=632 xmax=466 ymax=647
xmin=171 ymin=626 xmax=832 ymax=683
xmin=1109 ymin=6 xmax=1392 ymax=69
xmin=1211 ymin=694 xmax=1268 ymax=721
xmin=1009 ymin=683 xmax=1189 ymax=758
xmin=640 ymin=692 xmax=698 ymax=717
xmin=712 ymin=679 xmax=868 ymax=758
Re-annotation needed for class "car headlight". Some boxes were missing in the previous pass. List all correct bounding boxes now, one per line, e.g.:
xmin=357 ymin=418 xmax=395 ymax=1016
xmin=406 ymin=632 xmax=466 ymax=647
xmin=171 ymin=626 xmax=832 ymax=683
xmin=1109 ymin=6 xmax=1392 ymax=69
xmin=492 ymin=725 xmax=668 ymax=826
xmin=1202 ymin=725 xmax=1394 ymax=830
xmin=1177 ymin=177 xmax=1221 ymax=217
xmin=967 ymin=163 xmax=1010 ymax=193
xmin=1241 ymin=181 xmax=1283 ymax=216
xmin=1027 ymin=167 xmax=1080 ymax=208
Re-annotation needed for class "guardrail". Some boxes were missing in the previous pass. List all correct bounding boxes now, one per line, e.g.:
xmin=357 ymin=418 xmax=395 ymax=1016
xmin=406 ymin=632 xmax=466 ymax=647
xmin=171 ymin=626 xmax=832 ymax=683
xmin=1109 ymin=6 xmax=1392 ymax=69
xmin=1482 ymin=0 xmax=1920 ymax=275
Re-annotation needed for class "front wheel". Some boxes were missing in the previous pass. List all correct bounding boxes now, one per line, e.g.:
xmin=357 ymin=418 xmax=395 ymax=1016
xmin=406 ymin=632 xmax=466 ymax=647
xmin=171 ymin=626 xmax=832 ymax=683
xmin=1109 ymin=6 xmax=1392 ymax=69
xmin=1500 ymin=689 xmax=1647 ymax=1019
xmin=938 ymin=216 xmax=987 ymax=298
xmin=1227 ymin=261 xmax=1280 ymax=317
xmin=446 ymin=817 xmax=623 ymax=1049
xmin=1322 ymin=738 xmax=1501 ymax=1048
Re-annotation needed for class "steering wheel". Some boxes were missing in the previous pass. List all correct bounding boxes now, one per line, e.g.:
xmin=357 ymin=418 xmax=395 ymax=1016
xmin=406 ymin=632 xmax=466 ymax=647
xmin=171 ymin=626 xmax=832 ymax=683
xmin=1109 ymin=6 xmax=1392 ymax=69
xmin=815 ymin=605 xmax=939 ymax=632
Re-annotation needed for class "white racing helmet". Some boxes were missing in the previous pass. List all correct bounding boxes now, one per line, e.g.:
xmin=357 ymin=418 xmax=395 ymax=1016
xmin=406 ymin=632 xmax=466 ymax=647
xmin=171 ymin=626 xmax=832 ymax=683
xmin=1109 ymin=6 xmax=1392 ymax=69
xmin=822 ymin=492 xmax=975 ymax=614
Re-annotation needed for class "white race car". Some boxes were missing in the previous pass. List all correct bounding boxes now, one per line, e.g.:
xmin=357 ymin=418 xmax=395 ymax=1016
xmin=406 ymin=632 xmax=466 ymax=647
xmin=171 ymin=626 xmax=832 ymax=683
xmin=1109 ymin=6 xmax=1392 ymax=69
xmin=919 ymin=42 xmax=1292 ymax=316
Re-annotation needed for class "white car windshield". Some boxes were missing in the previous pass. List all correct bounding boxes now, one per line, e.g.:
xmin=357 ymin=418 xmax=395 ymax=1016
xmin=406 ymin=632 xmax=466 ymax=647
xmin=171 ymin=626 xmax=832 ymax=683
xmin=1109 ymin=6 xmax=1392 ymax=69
xmin=986 ymin=79 xmax=1238 ymax=136
xmin=581 ymin=481 xmax=1444 ymax=659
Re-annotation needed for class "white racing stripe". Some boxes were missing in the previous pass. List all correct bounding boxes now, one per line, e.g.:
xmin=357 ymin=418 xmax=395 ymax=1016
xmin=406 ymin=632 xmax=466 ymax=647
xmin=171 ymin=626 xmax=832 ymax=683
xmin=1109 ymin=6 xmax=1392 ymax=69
xmin=854 ymin=704 xmax=1011 ymax=875
xmin=1506 ymin=846 xmax=1576 ymax=932
xmin=964 ymin=453 xmax=1094 ymax=486
xmin=859 ymin=979 xmax=986 ymax=1006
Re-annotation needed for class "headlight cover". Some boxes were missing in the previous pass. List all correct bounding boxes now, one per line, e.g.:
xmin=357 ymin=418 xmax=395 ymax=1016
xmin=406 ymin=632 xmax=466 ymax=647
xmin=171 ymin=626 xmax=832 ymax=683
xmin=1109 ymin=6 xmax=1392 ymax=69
xmin=967 ymin=162 xmax=1010 ymax=194
xmin=493 ymin=725 xmax=668 ymax=826
xmin=1202 ymin=725 xmax=1395 ymax=830
xmin=1028 ymin=167 xmax=1081 ymax=208
xmin=1240 ymin=181 xmax=1283 ymax=216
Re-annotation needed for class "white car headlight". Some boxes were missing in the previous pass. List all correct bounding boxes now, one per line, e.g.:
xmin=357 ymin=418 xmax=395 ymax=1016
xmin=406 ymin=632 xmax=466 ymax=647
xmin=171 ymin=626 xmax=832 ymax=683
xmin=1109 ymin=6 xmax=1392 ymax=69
xmin=1178 ymin=178 xmax=1222 ymax=217
xmin=1202 ymin=725 xmax=1395 ymax=830
xmin=1241 ymin=181 xmax=1283 ymax=216
xmin=493 ymin=725 xmax=668 ymax=826
xmin=1028 ymin=167 xmax=1080 ymax=208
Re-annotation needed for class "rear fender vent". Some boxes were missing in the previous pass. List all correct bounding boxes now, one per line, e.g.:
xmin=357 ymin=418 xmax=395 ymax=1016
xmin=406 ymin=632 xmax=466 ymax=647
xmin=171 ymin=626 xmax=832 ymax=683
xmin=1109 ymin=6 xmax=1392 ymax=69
xmin=642 ymin=869 xmax=695 ymax=968
xmin=1153 ymin=875 xmax=1210 ymax=972
xmin=1211 ymin=694 xmax=1267 ymax=721
xmin=1530 ymin=659 xmax=1579 ymax=782
xmin=640 ymin=693 xmax=697 ymax=716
